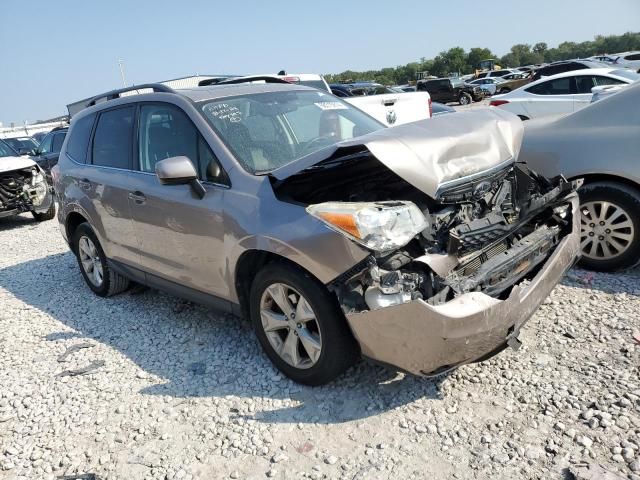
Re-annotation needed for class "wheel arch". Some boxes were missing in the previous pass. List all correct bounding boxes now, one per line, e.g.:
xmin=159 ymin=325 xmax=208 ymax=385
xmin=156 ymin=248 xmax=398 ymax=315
xmin=575 ymin=173 xmax=640 ymax=195
xmin=65 ymin=211 xmax=89 ymax=252
xmin=234 ymin=250 xmax=326 ymax=320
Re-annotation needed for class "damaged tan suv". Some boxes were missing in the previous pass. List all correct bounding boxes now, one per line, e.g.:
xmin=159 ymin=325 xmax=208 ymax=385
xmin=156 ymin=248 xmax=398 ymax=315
xmin=54 ymin=81 xmax=581 ymax=385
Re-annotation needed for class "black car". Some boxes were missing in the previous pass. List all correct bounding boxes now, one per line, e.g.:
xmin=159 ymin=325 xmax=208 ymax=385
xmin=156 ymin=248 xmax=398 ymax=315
xmin=531 ymin=60 xmax=608 ymax=81
xmin=30 ymin=126 xmax=68 ymax=181
xmin=416 ymin=78 xmax=484 ymax=105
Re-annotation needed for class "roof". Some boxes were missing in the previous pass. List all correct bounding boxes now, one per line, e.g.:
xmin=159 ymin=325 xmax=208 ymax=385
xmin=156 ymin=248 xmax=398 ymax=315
xmin=68 ymin=82 xmax=314 ymax=118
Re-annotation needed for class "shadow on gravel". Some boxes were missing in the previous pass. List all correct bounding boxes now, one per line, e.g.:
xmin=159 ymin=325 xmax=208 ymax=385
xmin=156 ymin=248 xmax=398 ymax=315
xmin=1 ymin=252 xmax=447 ymax=424
xmin=0 ymin=214 xmax=41 ymax=232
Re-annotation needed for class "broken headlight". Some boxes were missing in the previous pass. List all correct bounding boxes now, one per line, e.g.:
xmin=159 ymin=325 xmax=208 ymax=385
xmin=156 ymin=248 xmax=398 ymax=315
xmin=25 ymin=168 xmax=47 ymax=206
xmin=307 ymin=201 xmax=428 ymax=252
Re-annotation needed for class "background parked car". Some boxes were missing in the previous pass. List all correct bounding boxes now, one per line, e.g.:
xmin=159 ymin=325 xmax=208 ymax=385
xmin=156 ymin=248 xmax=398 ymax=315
xmin=2 ymin=136 xmax=39 ymax=155
xmin=611 ymin=51 xmax=640 ymax=70
xmin=494 ymin=72 xmax=532 ymax=93
xmin=476 ymin=68 xmax=522 ymax=79
xmin=0 ymin=141 xmax=55 ymax=221
xmin=467 ymin=77 xmax=501 ymax=95
xmin=416 ymin=77 xmax=484 ymax=105
xmin=519 ymin=81 xmax=640 ymax=271
xmin=489 ymin=68 xmax=639 ymax=119
xmin=530 ymin=59 xmax=610 ymax=81
xmin=30 ymin=126 xmax=68 ymax=181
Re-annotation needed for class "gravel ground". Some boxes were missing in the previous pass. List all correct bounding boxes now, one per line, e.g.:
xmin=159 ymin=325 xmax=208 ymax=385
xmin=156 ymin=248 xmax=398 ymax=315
xmin=1 ymin=214 xmax=639 ymax=480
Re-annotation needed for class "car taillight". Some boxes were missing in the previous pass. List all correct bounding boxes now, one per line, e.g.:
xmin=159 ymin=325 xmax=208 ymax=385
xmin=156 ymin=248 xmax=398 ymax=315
xmin=428 ymin=98 xmax=433 ymax=118
xmin=490 ymin=100 xmax=509 ymax=107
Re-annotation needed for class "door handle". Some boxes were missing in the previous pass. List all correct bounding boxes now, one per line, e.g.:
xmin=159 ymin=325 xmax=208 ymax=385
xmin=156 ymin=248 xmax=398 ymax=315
xmin=128 ymin=191 xmax=146 ymax=204
xmin=78 ymin=179 xmax=91 ymax=190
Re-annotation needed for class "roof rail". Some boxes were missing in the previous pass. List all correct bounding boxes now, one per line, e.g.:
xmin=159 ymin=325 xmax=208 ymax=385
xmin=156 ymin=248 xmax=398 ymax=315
xmin=200 ymin=75 xmax=292 ymax=87
xmin=86 ymin=83 xmax=175 ymax=107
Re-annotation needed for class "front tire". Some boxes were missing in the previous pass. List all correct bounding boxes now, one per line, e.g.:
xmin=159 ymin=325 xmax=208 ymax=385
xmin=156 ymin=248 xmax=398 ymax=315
xmin=459 ymin=93 xmax=472 ymax=105
xmin=32 ymin=202 xmax=56 ymax=221
xmin=498 ymin=88 xmax=511 ymax=94
xmin=249 ymin=262 xmax=358 ymax=385
xmin=578 ymin=181 xmax=640 ymax=271
xmin=72 ymin=223 xmax=130 ymax=297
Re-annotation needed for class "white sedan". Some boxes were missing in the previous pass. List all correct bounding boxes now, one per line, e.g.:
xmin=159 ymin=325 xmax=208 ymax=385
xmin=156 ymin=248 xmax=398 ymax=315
xmin=489 ymin=68 xmax=639 ymax=120
xmin=467 ymin=77 xmax=503 ymax=95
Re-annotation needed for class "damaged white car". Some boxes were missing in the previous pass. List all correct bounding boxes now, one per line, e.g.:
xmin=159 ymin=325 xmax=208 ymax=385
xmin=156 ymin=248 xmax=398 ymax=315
xmin=0 ymin=141 xmax=55 ymax=221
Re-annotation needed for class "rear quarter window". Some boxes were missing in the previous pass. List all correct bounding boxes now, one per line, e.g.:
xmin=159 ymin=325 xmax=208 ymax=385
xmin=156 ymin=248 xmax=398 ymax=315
xmin=66 ymin=113 xmax=96 ymax=163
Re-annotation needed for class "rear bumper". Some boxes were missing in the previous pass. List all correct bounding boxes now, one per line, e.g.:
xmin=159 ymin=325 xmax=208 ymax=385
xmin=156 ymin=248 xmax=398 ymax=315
xmin=345 ymin=194 xmax=580 ymax=376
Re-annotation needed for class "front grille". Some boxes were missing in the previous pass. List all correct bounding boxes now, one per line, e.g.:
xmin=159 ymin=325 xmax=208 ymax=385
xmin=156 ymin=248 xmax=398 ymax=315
xmin=458 ymin=241 xmax=508 ymax=276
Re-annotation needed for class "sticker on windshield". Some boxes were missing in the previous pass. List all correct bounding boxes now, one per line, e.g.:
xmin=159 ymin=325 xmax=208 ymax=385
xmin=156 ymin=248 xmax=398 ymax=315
xmin=314 ymin=101 xmax=348 ymax=110
xmin=203 ymin=103 xmax=242 ymax=123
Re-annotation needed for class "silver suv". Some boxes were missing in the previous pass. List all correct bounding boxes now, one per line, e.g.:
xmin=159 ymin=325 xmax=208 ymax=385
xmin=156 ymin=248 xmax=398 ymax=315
xmin=55 ymin=82 xmax=581 ymax=385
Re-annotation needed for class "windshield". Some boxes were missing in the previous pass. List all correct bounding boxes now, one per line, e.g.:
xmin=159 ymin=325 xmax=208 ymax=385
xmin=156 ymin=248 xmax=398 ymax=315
xmin=450 ymin=78 xmax=464 ymax=87
xmin=200 ymin=90 xmax=384 ymax=174
xmin=0 ymin=141 xmax=18 ymax=157
xmin=611 ymin=69 xmax=640 ymax=82
xmin=4 ymin=137 xmax=38 ymax=152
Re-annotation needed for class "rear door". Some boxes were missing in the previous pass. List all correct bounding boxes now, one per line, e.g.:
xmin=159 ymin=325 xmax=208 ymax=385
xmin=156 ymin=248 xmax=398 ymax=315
xmin=522 ymin=77 xmax=576 ymax=118
xmin=81 ymin=105 xmax=140 ymax=266
xmin=127 ymin=102 xmax=229 ymax=297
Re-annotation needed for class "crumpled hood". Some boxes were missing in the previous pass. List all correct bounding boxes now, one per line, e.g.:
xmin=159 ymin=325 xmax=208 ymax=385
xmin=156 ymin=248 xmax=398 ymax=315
xmin=271 ymin=108 xmax=524 ymax=198
xmin=0 ymin=155 xmax=36 ymax=174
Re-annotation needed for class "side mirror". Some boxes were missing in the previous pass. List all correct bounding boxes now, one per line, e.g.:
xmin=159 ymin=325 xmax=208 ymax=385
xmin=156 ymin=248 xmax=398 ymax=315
xmin=155 ymin=156 xmax=206 ymax=199
xmin=18 ymin=148 xmax=33 ymax=156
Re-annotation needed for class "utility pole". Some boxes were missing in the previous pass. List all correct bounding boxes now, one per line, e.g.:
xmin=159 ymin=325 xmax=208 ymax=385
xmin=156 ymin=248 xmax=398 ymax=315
xmin=118 ymin=59 xmax=127 ymax=87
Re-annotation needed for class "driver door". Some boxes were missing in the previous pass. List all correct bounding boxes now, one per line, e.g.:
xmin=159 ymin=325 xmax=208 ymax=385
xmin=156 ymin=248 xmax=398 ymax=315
xmin=128 ymin=102 xmax=229 ymax=298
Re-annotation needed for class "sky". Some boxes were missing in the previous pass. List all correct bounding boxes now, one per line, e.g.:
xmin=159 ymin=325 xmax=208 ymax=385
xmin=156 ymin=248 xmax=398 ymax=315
xmin=1 ymin=0 xmax=639 ymax=125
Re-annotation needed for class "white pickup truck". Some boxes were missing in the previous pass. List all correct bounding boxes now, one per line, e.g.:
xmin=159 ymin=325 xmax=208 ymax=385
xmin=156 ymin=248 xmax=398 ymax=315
xmin=221 ymin=74 xmax=432 ymax=127
xmin=329 ymin=82 xmax=432 ymax=126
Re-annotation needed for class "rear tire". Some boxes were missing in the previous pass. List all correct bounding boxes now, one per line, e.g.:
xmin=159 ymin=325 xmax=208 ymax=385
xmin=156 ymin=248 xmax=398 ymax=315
xmin=249 ymin=262 xmax=358 ymax=385
xmin=578 ymin=181 xmax=640 ymax=271
xmin=32 ymin=202 xmax=55 ymax=221
xmin=72 ymin=223 xmax=130 ymax=297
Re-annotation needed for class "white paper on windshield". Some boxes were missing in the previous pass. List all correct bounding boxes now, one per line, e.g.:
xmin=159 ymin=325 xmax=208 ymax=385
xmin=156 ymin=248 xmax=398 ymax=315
xmin=314 ymin=102 xmax=348 ymax=110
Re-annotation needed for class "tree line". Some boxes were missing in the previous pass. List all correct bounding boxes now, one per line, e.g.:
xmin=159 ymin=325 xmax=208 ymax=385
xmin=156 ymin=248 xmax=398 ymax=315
xmin=324 ymin=32 xmax=640 ymax=85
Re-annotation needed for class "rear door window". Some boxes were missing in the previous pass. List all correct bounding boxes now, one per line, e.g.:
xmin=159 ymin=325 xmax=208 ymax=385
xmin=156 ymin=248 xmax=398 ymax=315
xmin=51 ymin=132 xmax=65 ymax=153
xmin=574 ymin=76 xmax=597 ymax=94
xmin=526 ymin=77 xmax=573 ymax=95
xmin=91 ymin=106 xmax=135 ymax=169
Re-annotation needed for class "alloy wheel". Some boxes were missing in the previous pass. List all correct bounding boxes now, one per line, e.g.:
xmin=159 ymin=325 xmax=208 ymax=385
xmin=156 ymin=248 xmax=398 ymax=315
xmin=580 ymin=201 xmax=635 ymax=260
xmin=259 ymin=283 xmax=322 ymax=370
xmin=78 ymin=236 xmax=104 ymax=287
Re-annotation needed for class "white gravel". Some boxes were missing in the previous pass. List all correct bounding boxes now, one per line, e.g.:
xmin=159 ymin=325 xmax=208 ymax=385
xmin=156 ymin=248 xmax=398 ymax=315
xmin=1 ymin=213 xmax=639 ymax=480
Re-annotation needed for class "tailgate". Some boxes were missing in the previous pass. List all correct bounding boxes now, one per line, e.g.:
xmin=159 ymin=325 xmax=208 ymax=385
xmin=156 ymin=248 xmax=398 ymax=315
xmin=345 ymin=92 xmax=432 ymax=126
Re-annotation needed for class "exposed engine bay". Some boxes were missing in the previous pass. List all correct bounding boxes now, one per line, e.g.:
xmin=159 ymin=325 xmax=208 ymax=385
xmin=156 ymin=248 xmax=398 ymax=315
xmin=273 ymin=150 xmax=578 ymax=312
xmin=0 ymin=167 xmax=49 ymax=217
